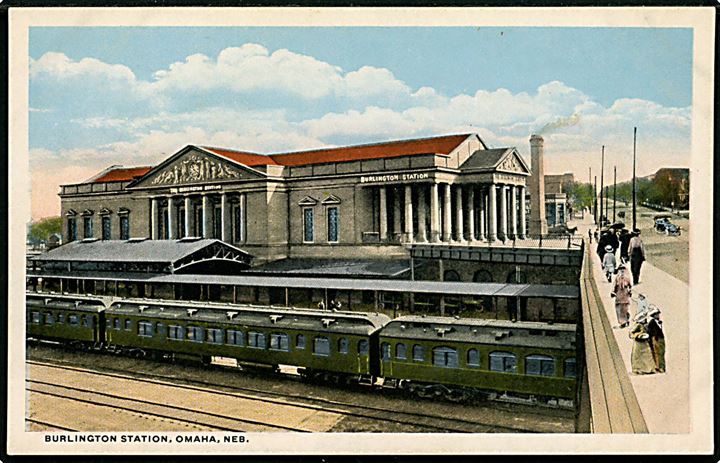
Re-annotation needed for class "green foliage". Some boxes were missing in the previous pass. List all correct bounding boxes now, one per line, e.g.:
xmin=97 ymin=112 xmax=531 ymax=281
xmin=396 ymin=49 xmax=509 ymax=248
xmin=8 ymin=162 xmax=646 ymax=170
xmin=28 ymin=216 xmax=63 ymax=243
xmin=564 ymin=181 xmax=594 ymax=209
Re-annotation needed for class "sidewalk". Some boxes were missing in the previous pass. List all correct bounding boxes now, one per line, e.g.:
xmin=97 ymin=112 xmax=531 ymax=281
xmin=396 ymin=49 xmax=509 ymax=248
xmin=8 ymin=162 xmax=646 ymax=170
xmin=573 ymin=215 xmax=690 ymax=433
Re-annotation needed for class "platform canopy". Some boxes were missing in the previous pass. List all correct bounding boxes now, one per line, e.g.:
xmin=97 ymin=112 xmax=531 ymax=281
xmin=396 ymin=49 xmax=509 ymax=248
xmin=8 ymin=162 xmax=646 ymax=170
xmin=31 ymin=238 xmax=252 ymax=275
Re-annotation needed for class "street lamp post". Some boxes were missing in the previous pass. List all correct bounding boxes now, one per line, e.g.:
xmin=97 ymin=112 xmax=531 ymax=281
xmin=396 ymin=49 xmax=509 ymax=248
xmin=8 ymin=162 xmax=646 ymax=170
xmin=632 ymin=127 xmax=637 ymax=230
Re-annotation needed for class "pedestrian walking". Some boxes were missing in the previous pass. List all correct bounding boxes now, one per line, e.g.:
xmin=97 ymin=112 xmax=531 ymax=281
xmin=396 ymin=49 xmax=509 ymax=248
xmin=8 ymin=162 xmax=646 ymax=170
xmin=602 ymin=244 xmax=617 ymax=282
xmin=629 ymin=316 xmax=656 ymax=375
xmin=619 ymin=228 xmax=631 ymax=263
xmin=628 ymin=229 xmax=646 ymax=285
xmin=646 ymin=307 xmax=666 ymax=373
xmin=611 ymin=264 xmax=632 ymax=328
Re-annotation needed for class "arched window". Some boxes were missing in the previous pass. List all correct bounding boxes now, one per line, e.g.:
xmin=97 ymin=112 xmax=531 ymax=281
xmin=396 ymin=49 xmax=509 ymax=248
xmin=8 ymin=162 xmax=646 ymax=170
xmin=564 ymin=358 xmax=577 ymax=378
xmin=443 ymin=270 xmax=461 ymax=282
xmin=395 ymin=343 xmax=407 ymax=360
xmin=270 ymin=333 xmax=290 ymax=352
xmin=357 ymin=339 xmax=369 ymax=355
xmin=381 ymin=342 xmax=391 ymax=361
xmin=338 ymin=337 xmax=349 ymax=354
xmin=432 ymin=346 xmax=459 ymax=368
xmin=489 ymin=351 xmax=517 ymax=373
xmin=296 ymin=334 xmax=306 ymax=349
xmin=412 ymin=344 xmax=425 ymax=362
xmin=473 ymin=270 xmax=493 ymax=283
xmin=467 ymin=348 xmax=480 ymax=367
xmin=525 ymin=354 xmax=555 ymax=376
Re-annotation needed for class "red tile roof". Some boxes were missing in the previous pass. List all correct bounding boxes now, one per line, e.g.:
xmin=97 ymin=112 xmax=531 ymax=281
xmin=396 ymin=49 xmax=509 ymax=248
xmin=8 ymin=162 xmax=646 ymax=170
xmin=203 ymin=133 xmax=473 ymax=168
xmin=92 ymin=166 xmax=153 ymax=183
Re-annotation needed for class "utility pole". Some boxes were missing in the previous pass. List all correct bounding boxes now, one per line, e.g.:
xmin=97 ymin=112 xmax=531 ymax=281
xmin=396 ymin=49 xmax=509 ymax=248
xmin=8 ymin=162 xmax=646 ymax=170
xmin=613 ymin=165 xmax=617 ymax=223
xmin=600 ymin=145 xmax=605 ymax=226
xmin=605 ymin=185 xmax=609 ymax=223
xmin=593 ymin=175 xmax=598 ymax=224
xmin=632 ymin=127 xmax=637 ymax=230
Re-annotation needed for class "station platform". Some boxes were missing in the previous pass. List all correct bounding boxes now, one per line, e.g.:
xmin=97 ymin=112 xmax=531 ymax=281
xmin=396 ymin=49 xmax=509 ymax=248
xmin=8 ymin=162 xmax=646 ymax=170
xmin=574 ymin=216 xmax=690 ymax=433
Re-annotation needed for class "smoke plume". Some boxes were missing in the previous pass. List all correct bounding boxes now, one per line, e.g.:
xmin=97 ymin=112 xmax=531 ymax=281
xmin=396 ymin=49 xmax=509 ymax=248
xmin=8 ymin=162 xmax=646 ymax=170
xmin=538 ymin=113 xmax=581 ymax=135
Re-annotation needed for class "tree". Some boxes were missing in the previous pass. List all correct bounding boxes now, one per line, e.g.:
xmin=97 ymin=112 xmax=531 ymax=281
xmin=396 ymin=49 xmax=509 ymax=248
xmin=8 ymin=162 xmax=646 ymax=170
xmin=28 ymin=216 xmax=63 ymax=243
xmin=564 ymin=181 xmax=594 ymax=210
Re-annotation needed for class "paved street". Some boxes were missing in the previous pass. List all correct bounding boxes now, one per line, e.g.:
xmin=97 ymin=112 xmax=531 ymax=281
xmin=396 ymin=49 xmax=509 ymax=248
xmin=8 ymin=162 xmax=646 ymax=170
xmin=573 ymin=212 xmax=690 ymax=433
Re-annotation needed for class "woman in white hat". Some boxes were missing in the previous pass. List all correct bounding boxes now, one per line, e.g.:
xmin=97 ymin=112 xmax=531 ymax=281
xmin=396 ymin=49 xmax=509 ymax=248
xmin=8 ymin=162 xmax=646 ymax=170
xmin=602 ymin=244 xmax=617 ymax=282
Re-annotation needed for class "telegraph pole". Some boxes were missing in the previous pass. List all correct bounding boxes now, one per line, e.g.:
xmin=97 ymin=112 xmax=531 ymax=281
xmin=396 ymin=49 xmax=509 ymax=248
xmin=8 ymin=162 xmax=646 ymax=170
xmin=600 ymin=145 xmax=605 ymax=226
xmin=613 ymin=165 xmax=617 ymax=223
xmin=632 ymin=127 xmax=637 ymax=230
xmin=593 ymin=175 xmax=598 ymax=224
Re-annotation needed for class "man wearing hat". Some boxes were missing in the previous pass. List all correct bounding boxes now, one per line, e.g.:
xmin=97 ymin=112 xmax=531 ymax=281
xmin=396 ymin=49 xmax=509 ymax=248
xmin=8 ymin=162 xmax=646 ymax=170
xmin=628 ymin=228 xmax=646 ymax=285
xmin=646 ymin=307 xmax=666 ymax=373
xmin=611 ymin=264 xmax=632 ymax=328
xmin=602 ymin=244 xmax=617 ymax=282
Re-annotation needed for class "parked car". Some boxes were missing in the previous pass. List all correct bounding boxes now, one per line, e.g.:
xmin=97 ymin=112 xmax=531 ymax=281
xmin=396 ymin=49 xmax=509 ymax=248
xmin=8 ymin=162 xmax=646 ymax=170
xmin=654 ymin=215 xmax=681 ymax=236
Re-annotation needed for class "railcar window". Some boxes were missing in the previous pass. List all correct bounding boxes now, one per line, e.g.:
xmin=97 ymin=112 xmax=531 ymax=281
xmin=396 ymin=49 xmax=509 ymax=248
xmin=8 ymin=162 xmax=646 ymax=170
xmin=30 ymin=312 xmax=41 ymax=324
xmin=226 ymin=330 xmax=244 ymax=346
xmin=467 ymin=348 xmax=480 ymax=367
xmin=489 ymin=351 xmax=517 ymax=373
xmin=114 ymin=318 xmax=121 ymax=330
xmin=338 ymin=338 xmax=349 ymax=354
xmin=412 ymin=345 xmax=425 ymax=362
xmin=314 ymin=337 xmax=330 ymax=357
xmin=296 ymin=334 xmax=306 ymax=349
xmin=124 ymin=319 xmax=132 ymax=330
xmin=564 ymin=358 xmax=577 ymax=378
xmin=248 ymin=331 xmax=266 ymax=349
xmin=270 ymin=333 xmax=290 ymax=352
xmin=381 ymin=342 xmax=391 ymax=361
xmin=168 ymin=325 xmax=184 ymax=341
xmin=106 ymin=319 xmax=112 ymax=330
xmin=44 ymin=312 xmax=54 ymax=325
xmin=187 ymin=326 xmax=204 ymax=343
xmin=138 ymin=321 xmax=154 ymax=337
xmin=432 ymin=347 xmax=459 ymax=368
xmin=68 ymin=314 xmax=79 ymax=326
xmin=395 ymin=343 xmax=407 ymax=360
xmin=207 ymin=328 xmax=224 ymax=344
xmin=57 ymin=313 xmax=65 ymax=324
xmin=156 ymin=323 xmax=165 ymax=335
xmin=525 ymin=354 xmax=555 ymax=376
xmin=83 ymin=316 xmax=92 ymax=328
xmin=357 ymin=340 xmax=369 ymax=355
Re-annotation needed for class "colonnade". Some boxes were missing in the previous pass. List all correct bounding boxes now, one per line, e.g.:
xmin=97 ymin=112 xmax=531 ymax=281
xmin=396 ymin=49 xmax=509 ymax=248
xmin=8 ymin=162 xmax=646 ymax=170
xmin=374 ymin=183 xmax=526 ymax=244
xmin=150 ymin=192 xmax=245 ymax=241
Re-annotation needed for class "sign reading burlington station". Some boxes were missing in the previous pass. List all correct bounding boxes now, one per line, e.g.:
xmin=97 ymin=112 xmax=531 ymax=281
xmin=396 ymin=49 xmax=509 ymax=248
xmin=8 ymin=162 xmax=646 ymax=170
xmin=360 ymin=172 xmax=431 ymax=184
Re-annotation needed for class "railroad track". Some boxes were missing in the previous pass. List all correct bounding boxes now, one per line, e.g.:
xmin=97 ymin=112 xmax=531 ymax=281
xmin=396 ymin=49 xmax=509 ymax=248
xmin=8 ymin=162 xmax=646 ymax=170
xmin=27 ymin=358 xmax=551 ymax=433
xmin=26 ymin=418 xmax=79 ymax=431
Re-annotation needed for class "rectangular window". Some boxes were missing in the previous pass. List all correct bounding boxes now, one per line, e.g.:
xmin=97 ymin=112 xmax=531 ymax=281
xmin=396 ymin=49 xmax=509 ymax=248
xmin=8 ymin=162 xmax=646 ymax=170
xmin=30 ymin=312 xmax=41 ymax=324
xmin=168 ymin=325 xmax=184 ymax=340
xmin=67 ymin=218 xmax=77 ymax=241
xmin=83 ymin=217 xmax=93 ymax=238
xmin=248 ymin=331 xmax=266 ymax=349
xmin=206 ymin=328 xmax=223 ymax=344
xmin=138 ymin=321 xmax=154 ymax=337
xmin=226 ymin=329 xmax=244 ymax=346
xmin=313 ymin=337 xmax=330 ymax=357
xmin=187 ymin=326 xmax=204 ymax=343
xmin=44 ymin=312 xmax=55 ymax=325
xmin=124 ymin=319 xmax=132 ymax=330
xmin=101 ymin=216 xmax=111 ymax=240
xmin=114 ymin=318 xmax=121 ymax=330
xmin=432 ymin=347 xmax=459 ymax=368
xmin=213 ymin=207 xmax=222 ymax=239
xmin=327 ymin=207 xmax=339 ymax=243
xmin=68 ymin=314 xmax=79 ymax=326
xmin=303 ymin=208 xmax=314 ymax=243
xmin=120 ymin=216 xmax=130 ymax=240
xmin=233 ymin=204 xmax=244 ymax=242
xmin=57 ymin=313 xmax=65 ymax=324
xmin=161 ymin=208 xmax=169 ymax=239
xmin=269 ymin=333 xmax=290 ymax=352
xmin=177 ymin=207 xmax=185 ymax=238
xmin=296 ymin=334 xmax=306 ymax=349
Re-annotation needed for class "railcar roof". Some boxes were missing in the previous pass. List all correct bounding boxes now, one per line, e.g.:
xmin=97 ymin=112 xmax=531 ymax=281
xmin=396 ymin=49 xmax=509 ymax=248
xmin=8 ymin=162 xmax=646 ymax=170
xmin=381 ymin=316 xmax=576 ymax=350
xmin=26 ymin=294 xmax=107 ymax=313
xmin=107 ymin=299 xmax=391 ymax=335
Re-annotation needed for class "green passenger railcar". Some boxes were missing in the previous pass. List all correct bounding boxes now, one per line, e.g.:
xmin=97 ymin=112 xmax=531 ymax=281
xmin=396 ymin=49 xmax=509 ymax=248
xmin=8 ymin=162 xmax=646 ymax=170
xmin=378 ymin=316 xmax=577 ymax=401
xmin=26 ymin=293 xmax=106 ymax=345
xmin=104 ymin=299 xmax=389 ymax=380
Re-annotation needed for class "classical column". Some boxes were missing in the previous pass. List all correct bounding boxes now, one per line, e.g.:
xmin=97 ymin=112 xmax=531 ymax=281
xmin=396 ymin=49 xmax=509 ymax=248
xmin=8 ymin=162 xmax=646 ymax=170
xmin=442 ymin=183 xmax=452 ymax=242
xmin=510 ymin=185 xmax=518 ymax=240
xmin=392 ymin=187 xmax=402 ymax=240
xmin=467 ymin=186 xmax=476 ymax=242
xmin=430 ymin=183 xmax=440 ymax=242
xmin=488 ymin=185 xmax=497 ymax=242
xmin=221 ymin=193 xmax=231 ymax=242
xmin=417 ymin=185 xmax=427 ymax=242
xmin=239 ymin=193 xmax=247 ymax=242
xmin=519 ymin=185 xmax=527 ymax=239
xmin=202 ymin=194 xmax=211 ymax=238
xmin=478 ymin=187 xmax=486 ymax=241
xmin=184 ymin=196 xmax=192 ymax=237
xmin=167 ymin=197 xmax=177 ymax=240
xmin=455 ymin=185 xmax=464 ymax=242
xmin=150 ymin=197 xmax=159 ymax=240
xmin=499 ymin=185 xmax=508 ymax=241
xmin=404 ymin=185 xmax=414 ymax=243
xmin=379 ymin=186 xmax=388 ymax=242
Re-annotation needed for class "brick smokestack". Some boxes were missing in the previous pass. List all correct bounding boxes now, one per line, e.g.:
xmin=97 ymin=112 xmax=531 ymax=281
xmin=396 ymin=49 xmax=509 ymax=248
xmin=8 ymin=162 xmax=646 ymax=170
xmin=528 ymin=134 xmax=547 ymax=235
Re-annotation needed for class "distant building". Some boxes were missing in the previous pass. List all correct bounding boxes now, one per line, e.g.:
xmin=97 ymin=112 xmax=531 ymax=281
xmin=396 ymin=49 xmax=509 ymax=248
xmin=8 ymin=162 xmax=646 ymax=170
xmin=545 ymin=173 xmax=575 ymax=195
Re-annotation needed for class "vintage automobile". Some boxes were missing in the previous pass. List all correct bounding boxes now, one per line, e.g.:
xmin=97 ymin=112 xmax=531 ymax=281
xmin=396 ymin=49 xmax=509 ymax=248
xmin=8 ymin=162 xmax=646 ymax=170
xmin=654 ymin=215 xmax=681 ymax=236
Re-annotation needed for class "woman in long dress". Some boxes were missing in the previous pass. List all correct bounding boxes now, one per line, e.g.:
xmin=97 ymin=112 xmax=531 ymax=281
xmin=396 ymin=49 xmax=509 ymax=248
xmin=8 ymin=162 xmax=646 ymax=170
xmin=629 ymin=319 xmax=656 ymax=374
xmin=611 ymin=264 xmax=632 ymax=328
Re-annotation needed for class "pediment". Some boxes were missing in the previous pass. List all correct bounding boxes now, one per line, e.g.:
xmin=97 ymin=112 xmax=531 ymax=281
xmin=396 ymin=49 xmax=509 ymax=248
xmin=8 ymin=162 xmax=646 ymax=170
xmin=298 ymin=196 xmax=318 ymax=206
xmin=496 ymin=150 xmax=530 ymax=175
xmin=131 ymin=147 xmax=261 ymax=188
xmin=322 ymin=194 xmax=342 ymax=205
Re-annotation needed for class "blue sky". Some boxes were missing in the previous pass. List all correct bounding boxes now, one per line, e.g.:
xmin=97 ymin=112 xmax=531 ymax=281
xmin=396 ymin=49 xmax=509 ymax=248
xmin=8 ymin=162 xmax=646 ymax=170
xmin=29 ymin=26 xmax=693 ymax=218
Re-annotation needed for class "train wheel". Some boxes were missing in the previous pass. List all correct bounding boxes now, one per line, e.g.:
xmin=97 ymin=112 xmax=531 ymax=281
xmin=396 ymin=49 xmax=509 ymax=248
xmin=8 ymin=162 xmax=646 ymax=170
xmin=445 ymin=388 xmax=470 ymax=403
